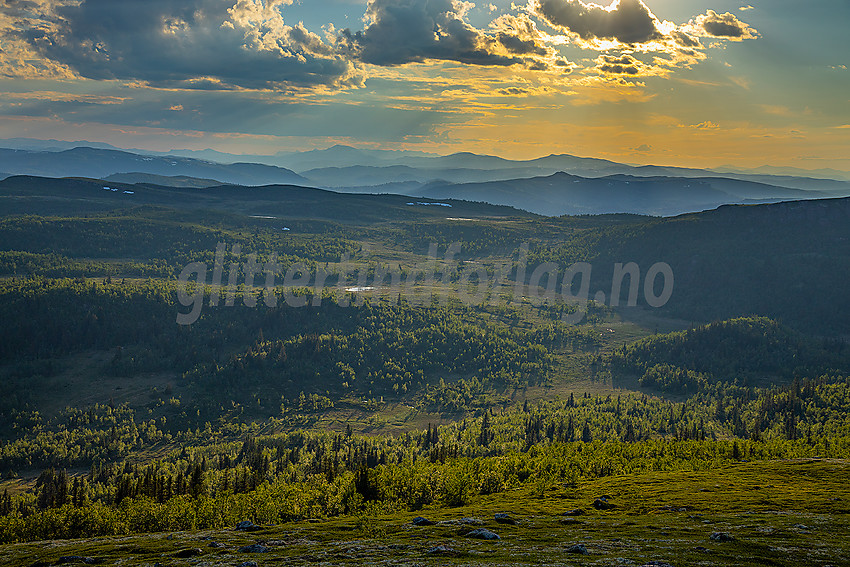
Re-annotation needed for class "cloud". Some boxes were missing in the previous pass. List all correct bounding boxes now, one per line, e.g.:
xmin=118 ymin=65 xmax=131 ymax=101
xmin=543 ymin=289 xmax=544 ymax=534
xmin=526 ymin=0 xmax=757 ymax=78
xmin=340 ymin=0 xmax=520 ymax=67
xmin=491 ymin=14 xmax=550 ymax=57
xmin=0 ymin=0 xmax=760 ymax=96
xmin=684 ymin=10 xmax=758 ymax=40
xmin=497 ymin=87 xmax=530 ymax=95
xmin=0 ymin=0 xmax=78 ymax=79
xmin=595 ymin=54 xmax=644 ymax=75
xmin=339 ymin=0 xmax=571 ymax=72
xmin=7 ymin=0 xmax=362 ymax=90
xmin=529 ymin=0 xmax=665 ymax=45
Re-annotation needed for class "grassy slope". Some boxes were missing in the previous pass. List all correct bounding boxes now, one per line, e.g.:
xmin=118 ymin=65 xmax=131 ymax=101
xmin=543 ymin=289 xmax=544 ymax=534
xmin=1 ymin=460 xmax=847 ymax=566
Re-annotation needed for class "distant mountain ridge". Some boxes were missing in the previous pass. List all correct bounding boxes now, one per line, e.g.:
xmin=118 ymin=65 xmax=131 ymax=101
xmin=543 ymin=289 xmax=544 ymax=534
xmin=413 ymin=172 xmax=830 ymax=216
xmin=1 ymin=141 xmax=849 ymax=217
xmin=0 ymin=147 xmax=306 ymax=187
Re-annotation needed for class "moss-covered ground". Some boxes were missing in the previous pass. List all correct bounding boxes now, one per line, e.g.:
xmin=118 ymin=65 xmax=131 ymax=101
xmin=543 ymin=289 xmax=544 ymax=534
xmin=2 ymin=459 xmax=847 ymax=566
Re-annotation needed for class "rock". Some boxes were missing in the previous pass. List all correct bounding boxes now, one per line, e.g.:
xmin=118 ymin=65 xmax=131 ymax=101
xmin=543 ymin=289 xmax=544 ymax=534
xmin=593 ymin=497 xmax=615 ymax=510
xmin=426 ymin=544 xmax=458 ymax=555
xmin=793 ymin=524 xmax=810 ymax=530
xmin=235 ymin=520 xmax=261 ymax=531
xmin=639 ymin=562 xmax=675 ymax=567
xmin=56 ymin=558 xmax=97 ymax=565
xmin=494 ymin=513 xmax=518 ymax=525
xmin=412 ymin=516 xmax=435 ymax=526
xmin=208 ymin=541 xmax=226 ymax=548
xmin=166 ymin=534 xmax=173 ymax=540
xmin=172 ymin=548 xmax=203 ymax=558
xmin=238 ymin=544 xmax=270 ymax=553
xmin=438 ymin=517 xmax=484 ymax=526
xmin=465 ymin=528 xmax=501 ymax=540
xmin=710 ymin=532 xmax=735 ymax=542
xmin=563 ymin=509 xmax=584 ymax=516
xmin=566 ymin=544 xmax=588 ymax=555
xmin=237 ymin=563 xmax=258 ymax=567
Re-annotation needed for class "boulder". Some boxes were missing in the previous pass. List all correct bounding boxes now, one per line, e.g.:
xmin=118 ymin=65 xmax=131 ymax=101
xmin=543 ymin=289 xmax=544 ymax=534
xmin=465 ymin=528 xmax=501 ymax=540
xmin=235 ymin=520 xmax=261 ymax=531
xmin=566 ymin=544 xmax=588 ymax=555
xmin=412 ymin=516 xmax=435 ymax=526
xmin=593 ymin=497 xmax=615 ymax=510
xmin=426 ymin=544 xmax=458 ymax=555
xmin=494 ymin=513 xmax=518 ymax=525
xmin=710 ymin=532 xmax=735 ymax=542
xmin=238 ymin=544 xmax=270 ymax=553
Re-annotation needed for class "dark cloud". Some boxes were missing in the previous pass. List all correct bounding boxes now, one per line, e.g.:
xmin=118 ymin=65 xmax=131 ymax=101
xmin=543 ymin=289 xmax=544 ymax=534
xmin=497 ymin=87 xmax=530 ymax=95
xmin=339 ymin=0 xmax=524 ymax=67
xmin=491 ymin=14 xmax=550 ymax=57
xmin=338 ymin=0 xmax=571 ymax=71
xmin=596 ymin=53 xmax=642 ymax=75
xmin=530 ymin=0 xmax=663 ymax=44
xmin=670 ymin=29 xmax=701 ymax=49
xmin=15 ymin=0 xmax=361 ymax=90
xmin=690 ymin=10 xmax=758 ymax=39
xmin=1 ymin=0 xmax=758 ymax=92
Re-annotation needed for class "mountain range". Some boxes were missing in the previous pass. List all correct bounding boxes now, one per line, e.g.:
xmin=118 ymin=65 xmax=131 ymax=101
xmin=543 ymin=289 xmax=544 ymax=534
xmin=1 ymin=141 xmax=849 ymax=217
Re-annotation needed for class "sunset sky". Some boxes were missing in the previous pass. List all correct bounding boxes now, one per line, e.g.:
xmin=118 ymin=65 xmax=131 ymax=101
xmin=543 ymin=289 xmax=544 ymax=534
xmin=0 ymin=0 xmax=848 ymax=170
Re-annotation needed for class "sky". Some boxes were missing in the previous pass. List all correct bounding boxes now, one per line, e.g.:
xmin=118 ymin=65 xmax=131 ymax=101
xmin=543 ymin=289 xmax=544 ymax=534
xmin=0 ymin=0 xmax=848 ymax=171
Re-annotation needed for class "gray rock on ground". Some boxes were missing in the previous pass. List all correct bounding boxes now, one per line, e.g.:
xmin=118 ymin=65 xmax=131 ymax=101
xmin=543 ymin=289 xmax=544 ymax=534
xmin=465 ymin=528 xmax=501 ymax=540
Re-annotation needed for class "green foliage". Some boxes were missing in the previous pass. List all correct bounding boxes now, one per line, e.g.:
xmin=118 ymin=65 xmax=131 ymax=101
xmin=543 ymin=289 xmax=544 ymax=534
xmin=612 ymin=317 xmax=850 ymax=392
xmin=191 ymin=300 xmax=559 ymax=403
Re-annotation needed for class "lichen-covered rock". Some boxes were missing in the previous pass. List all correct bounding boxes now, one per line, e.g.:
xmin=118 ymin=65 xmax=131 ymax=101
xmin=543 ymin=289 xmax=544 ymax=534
xmin=235 ymin=520 xmax=261 ymax=531
xmin=465 ymin=528 xmax=501 ymax=540
xmin=710 ymin=532 xmax=735 ymax=542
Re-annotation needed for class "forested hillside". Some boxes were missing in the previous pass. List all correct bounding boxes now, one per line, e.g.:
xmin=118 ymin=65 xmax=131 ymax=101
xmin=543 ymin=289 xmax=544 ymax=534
xmin=0 ymin=177 xmax=848 ymax=557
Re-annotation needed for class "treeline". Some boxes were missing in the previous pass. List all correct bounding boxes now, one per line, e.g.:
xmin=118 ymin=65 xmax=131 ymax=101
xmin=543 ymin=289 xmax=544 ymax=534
xmin=0 ymin=208 xmax=358 ymax=278
xmin=1 ymin=377 xmax=849 ymax=543
xmin=0 ymin=278 xmax=594 ymax=432
xmin=3 ymin=367 xmax=848 ymax=476
xmin=187 ymin=300 xmax=573 ymax=401
xmin=611 ymin=317 xmax=850 ymax=392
